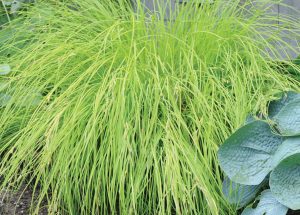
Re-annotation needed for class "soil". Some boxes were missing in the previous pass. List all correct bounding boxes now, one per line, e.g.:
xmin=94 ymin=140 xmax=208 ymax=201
xmin=0 ymin=186 xmax=299 ymax=215
xmin=288 ymin=210 xmax=300 ymax=215
xmin=0 ymin=185 xmax=48 ymax=215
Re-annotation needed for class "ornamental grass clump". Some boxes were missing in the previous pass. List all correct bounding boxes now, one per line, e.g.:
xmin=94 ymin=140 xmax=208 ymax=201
xmin=0 ymin=0 xmax=299 ymax=214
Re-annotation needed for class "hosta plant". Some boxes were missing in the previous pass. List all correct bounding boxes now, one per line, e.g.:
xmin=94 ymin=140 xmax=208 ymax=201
xmin=218 ymin=91 xmax=300 ymax=214
xmin=1 ymin=0 xmax=36 ymax=26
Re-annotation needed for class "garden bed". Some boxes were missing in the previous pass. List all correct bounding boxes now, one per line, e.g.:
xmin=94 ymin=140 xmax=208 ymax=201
xmin=0 ymin=186 xmax=48 ymax=215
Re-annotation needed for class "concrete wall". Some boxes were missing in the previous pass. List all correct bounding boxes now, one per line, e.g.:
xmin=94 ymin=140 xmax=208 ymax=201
xmin=278 ymin=0 xmax=300 ymax=58
xmin=138 ymin=0 xmax=300 ymax=58
xmin=253 ymin=0 xmax=300 ymax=59
xmin=140 ymin=0 xmax=176 ymax=21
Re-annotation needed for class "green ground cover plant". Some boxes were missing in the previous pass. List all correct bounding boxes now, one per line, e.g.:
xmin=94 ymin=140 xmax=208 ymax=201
xmin=0 ymin=0 xmax=300 ymax=214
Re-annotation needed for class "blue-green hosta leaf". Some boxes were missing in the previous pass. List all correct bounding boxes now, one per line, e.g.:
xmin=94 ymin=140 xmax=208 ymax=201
xmin=218 ymin=121 xmax=283 ymax=185
xmin=0 ymin=64 xmax=11 ymax=75
xmin=10 ymin=1 xmax=22 ymax=14
xmin=0 ymin=93 xmax=11 ymax=107
xmin=0 ymin=82 xmax=11 ymax=107
xmin=271 ymin=137 xmax=300 ymax=168
xmin=2 ymin=1 xmax=13 ymax=6
xmin=8 ymin=0 xmax=35 ymax=14
xmin=0 ymin=82 xmax=8 ymax=91
xmin=0 ymin=27 xmax=15 ymax=47
xmin=0 ymin=82 xmax=42 ymax=107
xmin=245 ymin=115 xmax=256 ymax=125
xmin=241 ymin=190 xmax=288 ymax=215
xmin=222 ymin=176 xmax=262 ymax=208
xmin=15 ymin=91 xmax=42 ymax=107
xmin=268 ymin=91 xmax=300 ymax=119
xmin=270 ymin=153 xmax=300 ymax=210
xmin=273 ymin=97 xmax=300 ymax=136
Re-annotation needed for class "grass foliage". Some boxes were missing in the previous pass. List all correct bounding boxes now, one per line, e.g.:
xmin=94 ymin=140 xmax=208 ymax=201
xmin=0 ymin=0 xmax=299 ymax=214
